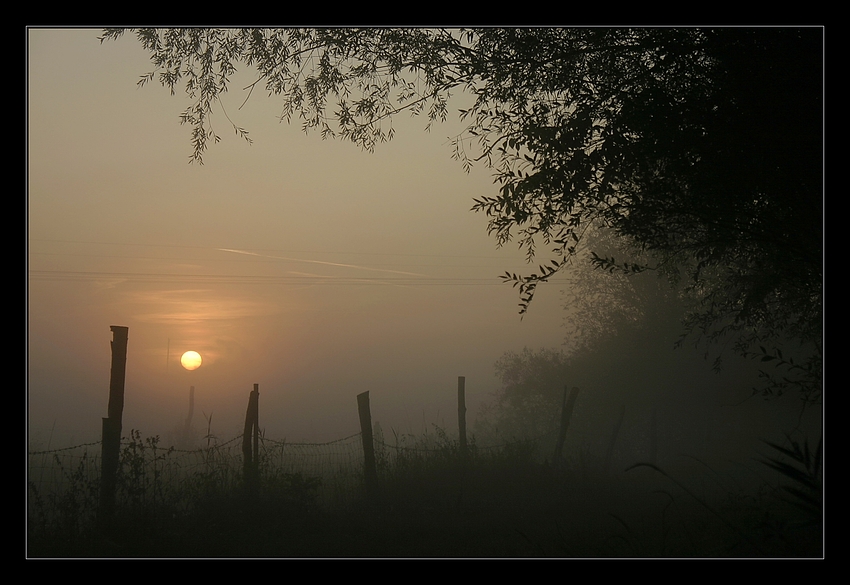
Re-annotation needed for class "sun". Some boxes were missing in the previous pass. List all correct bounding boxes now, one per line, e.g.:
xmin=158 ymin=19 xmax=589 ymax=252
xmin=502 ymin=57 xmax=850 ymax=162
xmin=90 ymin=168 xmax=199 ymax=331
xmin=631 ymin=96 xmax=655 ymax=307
xmin=181 ymin=350 xmax=202 ymax=371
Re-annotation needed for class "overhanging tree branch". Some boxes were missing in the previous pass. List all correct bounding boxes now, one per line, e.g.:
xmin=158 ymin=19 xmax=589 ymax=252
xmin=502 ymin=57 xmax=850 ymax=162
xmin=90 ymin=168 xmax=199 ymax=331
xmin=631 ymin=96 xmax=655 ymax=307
xmin=102 ymin=27 xmax=823 ymax=396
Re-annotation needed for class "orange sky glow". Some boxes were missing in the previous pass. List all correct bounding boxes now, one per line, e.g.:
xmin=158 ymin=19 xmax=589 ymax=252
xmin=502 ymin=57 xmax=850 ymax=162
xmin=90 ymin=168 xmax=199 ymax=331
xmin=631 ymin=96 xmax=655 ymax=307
xmin=27 ymin=28 xmax=571 ymax=445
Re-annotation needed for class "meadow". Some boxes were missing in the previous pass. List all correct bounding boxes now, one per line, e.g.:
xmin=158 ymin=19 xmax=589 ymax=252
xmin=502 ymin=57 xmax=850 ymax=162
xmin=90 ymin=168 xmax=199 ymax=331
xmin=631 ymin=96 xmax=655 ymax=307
xmin=27 ymin=423 xmax=822 ymax=558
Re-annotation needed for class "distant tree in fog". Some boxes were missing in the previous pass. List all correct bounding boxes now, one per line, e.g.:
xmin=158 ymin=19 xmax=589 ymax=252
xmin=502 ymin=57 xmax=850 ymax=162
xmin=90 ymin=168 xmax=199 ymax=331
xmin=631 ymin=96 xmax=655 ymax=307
xmin=477 ymin=348 xmax=570 ymax=445
xmin=560 ymin=227 xmax=687 ymax=355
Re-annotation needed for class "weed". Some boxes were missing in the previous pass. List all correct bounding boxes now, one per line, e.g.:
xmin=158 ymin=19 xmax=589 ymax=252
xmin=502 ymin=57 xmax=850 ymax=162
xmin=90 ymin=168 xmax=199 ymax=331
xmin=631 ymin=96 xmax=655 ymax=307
xmin=28 ymin=425 xmax=822 ymax=558
xmin=759 ymin=434 xmax=822 ymax=523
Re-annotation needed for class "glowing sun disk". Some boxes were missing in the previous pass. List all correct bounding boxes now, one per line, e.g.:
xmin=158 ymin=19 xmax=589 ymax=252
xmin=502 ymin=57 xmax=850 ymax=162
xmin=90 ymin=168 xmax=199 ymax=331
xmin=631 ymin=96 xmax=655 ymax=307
xmin=181 ymin=351 xmax=202 ymax=371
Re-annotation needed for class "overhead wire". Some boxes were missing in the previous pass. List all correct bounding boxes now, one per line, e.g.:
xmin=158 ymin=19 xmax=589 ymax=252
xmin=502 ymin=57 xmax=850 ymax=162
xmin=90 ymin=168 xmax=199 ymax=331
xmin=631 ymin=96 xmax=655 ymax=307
xmin=27 ymin=238 xmax=571 ymax=287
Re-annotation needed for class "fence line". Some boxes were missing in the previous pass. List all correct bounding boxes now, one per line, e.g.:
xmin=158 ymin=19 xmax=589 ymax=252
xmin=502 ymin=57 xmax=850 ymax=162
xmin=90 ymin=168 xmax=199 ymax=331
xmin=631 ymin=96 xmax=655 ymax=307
xmin=28 ymin=430 xmax=546 ymax=498
xmin=28 ymin=433 xmax=359 ymax=504
xmin=27 ymin=433 xmax=547 ymax=485
xmin=26 ymin=426 xmax=560 ymax=547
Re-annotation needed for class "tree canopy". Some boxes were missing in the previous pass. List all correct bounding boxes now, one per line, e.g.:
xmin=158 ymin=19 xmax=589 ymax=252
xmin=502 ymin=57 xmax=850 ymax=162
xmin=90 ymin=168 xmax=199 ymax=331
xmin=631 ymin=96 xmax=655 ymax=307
xmin=101 ymin=27 xmax=823 ymax=395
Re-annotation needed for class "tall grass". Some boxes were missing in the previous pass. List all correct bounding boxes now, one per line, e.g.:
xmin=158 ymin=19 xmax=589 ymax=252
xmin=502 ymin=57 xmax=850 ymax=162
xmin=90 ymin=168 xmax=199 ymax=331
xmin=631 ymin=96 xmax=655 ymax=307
xmin=27 ymin=427 xmax=822 ymax=558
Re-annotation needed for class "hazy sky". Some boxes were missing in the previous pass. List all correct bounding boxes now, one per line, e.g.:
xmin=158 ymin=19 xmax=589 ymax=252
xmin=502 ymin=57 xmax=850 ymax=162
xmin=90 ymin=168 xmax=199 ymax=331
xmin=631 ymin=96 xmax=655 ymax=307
xmin=28 ymin=28 xmax=574 ymax=445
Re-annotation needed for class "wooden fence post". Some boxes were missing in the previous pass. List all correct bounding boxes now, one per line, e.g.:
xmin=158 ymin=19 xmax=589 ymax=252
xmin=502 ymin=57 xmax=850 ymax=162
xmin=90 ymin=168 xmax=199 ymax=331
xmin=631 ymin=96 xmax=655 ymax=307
xmin=252 ymin=384 xmax=259 ymax=477
xmin=357 ymin=391 xmax=379 ymax=504
xmin=604 ymin=405 xmax=626 ymax=475
xmin=184 ymin=385 xmax=195 ymax=437
xmin=100 ymin=325 xmax=128 ymax=524
xmin=242 ymin=384 xmax=260 ymax=497
xmin=553 ymin=386 xmax=580 ymax=467
xmin=650 ymin=406 xmax=658 ymax=466
xmin=457 ymin=376 xmax=468 ymax=460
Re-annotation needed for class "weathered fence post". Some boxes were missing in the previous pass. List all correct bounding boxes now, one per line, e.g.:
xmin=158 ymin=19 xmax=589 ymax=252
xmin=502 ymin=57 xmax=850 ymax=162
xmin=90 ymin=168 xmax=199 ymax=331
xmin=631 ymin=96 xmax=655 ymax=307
xmin=357 ymin=391 xmax=379 ymax=504
xmin=252 ymin=384 xmax=259 ymax=477
xmin=553 ymin=386 xmax=580 ymax=467
xmin=457 ymin=376 xmax=468 ymax=460
xmin=650 ymin=406 xmax=658 ymax=466
xmin=100 ymin=325 xmax=128 ymax=524
xmin=604 ymin=405 xmax=626 ymax=475
xmin=242 ymin=384 xmax=260 ymax=497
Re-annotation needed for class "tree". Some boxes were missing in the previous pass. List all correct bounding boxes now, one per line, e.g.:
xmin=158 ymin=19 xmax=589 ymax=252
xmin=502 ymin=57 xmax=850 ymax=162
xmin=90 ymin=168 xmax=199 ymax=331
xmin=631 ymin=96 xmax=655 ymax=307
xmin=101 ymin=28 xmax=823 ymax=397
xmin=477 ymin=347 xmax=572 ymax=446
xmin=559 ymin=225 xmax=688 ymax=354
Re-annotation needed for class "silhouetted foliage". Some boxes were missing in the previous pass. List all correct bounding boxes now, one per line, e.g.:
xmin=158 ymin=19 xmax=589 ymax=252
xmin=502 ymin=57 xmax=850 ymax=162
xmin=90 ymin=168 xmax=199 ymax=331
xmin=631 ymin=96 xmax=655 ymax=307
xmin=101 ymin=28 xmax=822 ymax=394
xmin=759 ymin=434 xmax=822 ymax=524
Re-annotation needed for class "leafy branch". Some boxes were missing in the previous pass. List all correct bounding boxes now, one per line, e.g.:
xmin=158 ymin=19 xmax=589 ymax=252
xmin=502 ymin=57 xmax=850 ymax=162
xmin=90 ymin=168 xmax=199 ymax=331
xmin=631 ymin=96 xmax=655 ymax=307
xmin=744 ymin=345 xmax=822 ymax=405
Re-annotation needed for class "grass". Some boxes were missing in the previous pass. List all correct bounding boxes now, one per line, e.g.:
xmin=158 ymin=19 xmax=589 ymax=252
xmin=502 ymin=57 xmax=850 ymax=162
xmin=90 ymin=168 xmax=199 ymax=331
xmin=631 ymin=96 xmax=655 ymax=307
xmin=27 ymin=429 xmax=823 ymax=558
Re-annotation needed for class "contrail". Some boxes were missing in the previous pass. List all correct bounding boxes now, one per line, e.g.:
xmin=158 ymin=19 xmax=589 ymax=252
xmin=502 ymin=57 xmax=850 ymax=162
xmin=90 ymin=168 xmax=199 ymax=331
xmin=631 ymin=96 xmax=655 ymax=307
xmin=216 ymin=248 xmax=430 ymax=277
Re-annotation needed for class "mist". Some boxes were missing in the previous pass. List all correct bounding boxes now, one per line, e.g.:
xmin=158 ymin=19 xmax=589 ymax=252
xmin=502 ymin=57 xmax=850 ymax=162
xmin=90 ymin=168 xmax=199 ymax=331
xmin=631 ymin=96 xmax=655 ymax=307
xmin=27 ymin=28 xmax=822 ymax=558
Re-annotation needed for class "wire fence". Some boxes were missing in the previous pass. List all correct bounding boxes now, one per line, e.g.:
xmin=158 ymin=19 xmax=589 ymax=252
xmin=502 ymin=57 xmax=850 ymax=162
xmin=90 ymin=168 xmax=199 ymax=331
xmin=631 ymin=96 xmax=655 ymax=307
xmin=27 ymin=427 xmax=547 ymax=535
xmin=28 ymin=431 xmax=368 ymax=521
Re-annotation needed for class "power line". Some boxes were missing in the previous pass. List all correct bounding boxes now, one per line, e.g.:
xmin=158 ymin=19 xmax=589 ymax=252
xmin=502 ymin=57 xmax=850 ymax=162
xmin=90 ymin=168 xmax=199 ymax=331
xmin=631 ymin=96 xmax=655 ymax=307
xmin=27 ymin=251 xmax=508 ymax=268
xmin=28 ymin=269 xmax=570 ymax=286
xmin=27 ymin=238 xmax=517 ymax=261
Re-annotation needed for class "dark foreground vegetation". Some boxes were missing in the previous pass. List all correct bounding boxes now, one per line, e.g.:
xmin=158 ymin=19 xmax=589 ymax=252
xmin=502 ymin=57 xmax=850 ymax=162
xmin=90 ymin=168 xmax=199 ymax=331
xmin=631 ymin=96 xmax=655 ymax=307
xmin=28 ymin=430 xmax=821 ymax=558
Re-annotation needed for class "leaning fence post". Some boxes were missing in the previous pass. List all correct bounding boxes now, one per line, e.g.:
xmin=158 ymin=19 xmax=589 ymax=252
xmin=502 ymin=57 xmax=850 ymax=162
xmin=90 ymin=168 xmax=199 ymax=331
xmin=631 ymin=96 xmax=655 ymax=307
xmin=100 ymin=325 xmax=128 ymax=525
xmin=457 ymin=376 xmax=468 ymax=460
xmin=357 ymin=391 xmax=379 ymax=504
xmin=553 ymin=386 xmax=580 ymax=467
xmin=242 ymin=384 xmax=260 ymax=497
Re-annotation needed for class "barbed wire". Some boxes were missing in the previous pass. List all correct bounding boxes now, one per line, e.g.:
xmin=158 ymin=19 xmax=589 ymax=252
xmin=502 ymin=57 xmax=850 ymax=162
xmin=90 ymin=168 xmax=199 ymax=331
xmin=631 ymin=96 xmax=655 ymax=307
xmin=28 ymin=441 xmax=102 ymax=456
xmin=28 ymin=430 xmax=546 ymax=459
xmin=26 ymin=430 xmax=548 ymax=512
xmin=25 ymin=426 xmax=556 ymax=543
